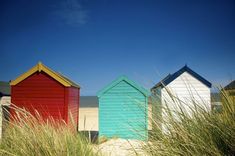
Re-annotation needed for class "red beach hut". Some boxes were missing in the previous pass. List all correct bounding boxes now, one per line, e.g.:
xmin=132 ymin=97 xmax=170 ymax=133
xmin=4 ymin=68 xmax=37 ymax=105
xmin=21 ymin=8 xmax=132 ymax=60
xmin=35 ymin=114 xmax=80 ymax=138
xmin=10 ymin=62 xmax=80 ymax=129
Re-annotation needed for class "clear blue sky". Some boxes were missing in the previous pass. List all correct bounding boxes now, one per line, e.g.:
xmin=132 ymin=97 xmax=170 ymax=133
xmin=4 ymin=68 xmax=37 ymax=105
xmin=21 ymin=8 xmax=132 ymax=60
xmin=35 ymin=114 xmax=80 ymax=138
xmin=1 ymin=0 xmax=235 ymax=95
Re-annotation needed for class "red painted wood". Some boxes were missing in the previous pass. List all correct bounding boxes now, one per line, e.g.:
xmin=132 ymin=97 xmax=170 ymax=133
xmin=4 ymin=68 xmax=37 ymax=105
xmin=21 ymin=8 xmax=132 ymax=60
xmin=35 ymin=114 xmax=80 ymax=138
xmin=67 ymin=87 xmax=79 ymax=130
xmin=11 ymin=71 xmax=79 ymax=129
xmin=64 ymin=87 xmax=69 ymax=123
xmin=11 ymin=72 xmax=68 ymax=123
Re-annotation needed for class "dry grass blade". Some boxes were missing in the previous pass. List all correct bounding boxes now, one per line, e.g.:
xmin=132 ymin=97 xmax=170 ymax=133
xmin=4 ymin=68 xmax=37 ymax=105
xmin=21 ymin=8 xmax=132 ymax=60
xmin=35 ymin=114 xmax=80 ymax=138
xmin=0 ymin=104 xmax=97 ymax=156
xmin=146 ymin=89 xmax=235 ymax=156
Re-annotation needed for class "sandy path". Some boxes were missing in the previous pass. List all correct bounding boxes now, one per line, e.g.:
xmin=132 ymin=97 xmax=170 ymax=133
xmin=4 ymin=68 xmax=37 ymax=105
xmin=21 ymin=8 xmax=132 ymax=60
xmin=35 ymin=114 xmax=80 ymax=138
xmin=95 ymin=138 xmax=147 ymax=156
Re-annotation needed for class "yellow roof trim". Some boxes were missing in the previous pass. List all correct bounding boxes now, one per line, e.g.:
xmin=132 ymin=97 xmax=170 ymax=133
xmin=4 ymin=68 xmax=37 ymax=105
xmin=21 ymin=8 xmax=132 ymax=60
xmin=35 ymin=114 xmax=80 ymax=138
xmin=10 ymin=62 xmax=74 ymax=87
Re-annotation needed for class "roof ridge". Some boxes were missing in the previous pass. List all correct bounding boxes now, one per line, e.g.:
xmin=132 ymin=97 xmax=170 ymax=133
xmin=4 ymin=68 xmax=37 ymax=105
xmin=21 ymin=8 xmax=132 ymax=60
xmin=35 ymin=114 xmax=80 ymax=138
xmin=151 ymin=65 xmax=211 ymax=90
xmin=10 ymin=62 xmax=80 ymax=88
xmin=224 ymin=80 xmax=235 ymax=90
xmin=97 ymin=76 xmax=150 ymax=97
xmin=55 ymin=71 xmax=80 ymax=88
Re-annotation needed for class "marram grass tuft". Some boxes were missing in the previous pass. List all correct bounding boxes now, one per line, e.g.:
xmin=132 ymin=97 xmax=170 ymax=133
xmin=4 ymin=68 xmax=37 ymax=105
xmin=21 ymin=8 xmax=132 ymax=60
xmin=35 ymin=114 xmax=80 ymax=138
xmin=146 ymin=89 xmax=235 ymax=156
xmin=0 ymin=105 xmax=98 ymax=156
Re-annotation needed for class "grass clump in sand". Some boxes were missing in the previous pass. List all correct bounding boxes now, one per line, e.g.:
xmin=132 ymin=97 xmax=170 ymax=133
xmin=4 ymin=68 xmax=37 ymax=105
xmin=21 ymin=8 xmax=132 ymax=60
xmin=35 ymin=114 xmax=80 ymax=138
xmin=146 ymin=89 xmax=235 ymax=156
xmin=0 ymin=106 xmax=97 ymax=156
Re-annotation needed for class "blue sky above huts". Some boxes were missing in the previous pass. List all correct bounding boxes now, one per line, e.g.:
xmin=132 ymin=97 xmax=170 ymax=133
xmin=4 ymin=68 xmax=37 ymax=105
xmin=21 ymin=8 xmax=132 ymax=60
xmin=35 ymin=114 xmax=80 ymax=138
xmin=1 ymin=0 xmax=235 ymax=95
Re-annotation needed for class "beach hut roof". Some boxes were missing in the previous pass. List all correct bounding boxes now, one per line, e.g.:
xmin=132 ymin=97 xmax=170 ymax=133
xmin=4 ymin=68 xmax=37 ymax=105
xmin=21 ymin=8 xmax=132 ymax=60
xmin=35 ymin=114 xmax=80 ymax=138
xmin=0 ymin=81 xmax=11 ymax=96
xmin=97 ymin=76 xmax=150 ymax=97
xmin=224 ymin=80 xmax=235 ymax=90
xmin=10 ymin=62 xmax=80 ymax=88
xmin=151 ymin=65 xmax=212 ymax=91
xmin=80 ymin=96 xmax=98 ymax=108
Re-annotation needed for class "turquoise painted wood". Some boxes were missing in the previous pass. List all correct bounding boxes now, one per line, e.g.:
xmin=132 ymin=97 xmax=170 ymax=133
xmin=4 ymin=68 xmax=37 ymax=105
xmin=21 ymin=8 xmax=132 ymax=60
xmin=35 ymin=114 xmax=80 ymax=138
xmin=97 ymin=76 xmax=150 ymax=140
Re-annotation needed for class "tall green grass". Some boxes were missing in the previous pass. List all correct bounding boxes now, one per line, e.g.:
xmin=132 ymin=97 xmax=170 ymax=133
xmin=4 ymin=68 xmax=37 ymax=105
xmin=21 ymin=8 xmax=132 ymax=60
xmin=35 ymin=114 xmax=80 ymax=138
xmin=147 ymin=89 xmax=235 ymax=156
xmin=0 ymin=106 xmax=97 ymax=156
xmin=0 ymin=90 xmax=234 ymax=156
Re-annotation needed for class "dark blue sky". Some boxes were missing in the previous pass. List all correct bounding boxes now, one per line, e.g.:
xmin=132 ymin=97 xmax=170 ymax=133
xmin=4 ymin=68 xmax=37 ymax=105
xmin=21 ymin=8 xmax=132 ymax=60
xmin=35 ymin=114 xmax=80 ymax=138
xmin=1 ymin=0 xmax=235 ymax=95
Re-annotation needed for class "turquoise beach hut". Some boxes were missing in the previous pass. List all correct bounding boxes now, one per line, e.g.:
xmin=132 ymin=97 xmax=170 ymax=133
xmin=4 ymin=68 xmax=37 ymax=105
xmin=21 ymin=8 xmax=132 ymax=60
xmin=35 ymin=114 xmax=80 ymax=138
xmin=97 ymin=76 xmax=150 ymax=140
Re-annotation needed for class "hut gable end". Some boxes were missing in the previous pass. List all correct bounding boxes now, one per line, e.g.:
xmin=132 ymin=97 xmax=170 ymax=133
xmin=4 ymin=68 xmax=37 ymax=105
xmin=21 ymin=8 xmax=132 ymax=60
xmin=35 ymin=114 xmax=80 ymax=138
xmin=98 ymin=76 xmax=150 ymax=140
xmin=10 ymin=62 xmax=80 ymax=129
xmin=98 ymin=76 xmax=150 ymax=98
xmin=10 ymin=62 xmax=80 ymax=88
xmin=151 ymin=65 xmax=211 ymax=92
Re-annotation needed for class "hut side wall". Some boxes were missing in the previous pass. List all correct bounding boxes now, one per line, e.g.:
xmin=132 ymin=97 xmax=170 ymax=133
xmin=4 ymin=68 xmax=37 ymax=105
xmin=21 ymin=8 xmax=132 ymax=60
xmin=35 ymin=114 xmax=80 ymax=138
xmin=79 ymin=108 xmax=98 ymax=131
xmin=67 ymin=87 xmax=79 ymax=130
